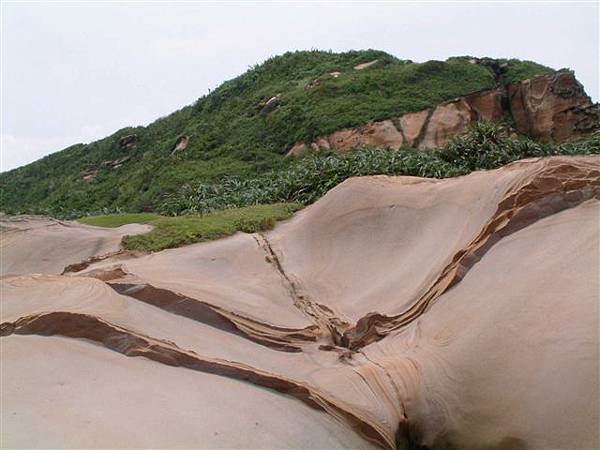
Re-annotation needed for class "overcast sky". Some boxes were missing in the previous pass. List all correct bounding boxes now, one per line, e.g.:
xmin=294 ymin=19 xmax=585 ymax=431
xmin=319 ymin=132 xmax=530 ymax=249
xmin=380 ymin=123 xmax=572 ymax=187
xmin=1 ymin=1 xmax=598 ymax=171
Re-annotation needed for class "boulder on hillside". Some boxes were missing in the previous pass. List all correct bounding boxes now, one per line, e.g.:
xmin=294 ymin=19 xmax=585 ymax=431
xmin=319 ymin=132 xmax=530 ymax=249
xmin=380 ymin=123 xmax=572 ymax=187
xmin=258 ymin=95 xmax=281 ymax=114
xmin=354 ymin=59 xmax=378 ymax=70
xmin=171 ymin=135 xmax=190 ymax=155
xmin=118 ymin=134 xmax=138 ymax=150
xmin=287 ymin=142 xmax=309 ymax=157
xmin=80 ymin=168 xmax=98 ymax=182
xmin=101 ymin=156 xmax=130 ymax=169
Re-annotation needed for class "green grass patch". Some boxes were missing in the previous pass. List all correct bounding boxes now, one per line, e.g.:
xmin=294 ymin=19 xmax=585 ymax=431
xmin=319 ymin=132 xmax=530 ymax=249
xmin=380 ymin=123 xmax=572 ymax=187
xmin=78 ymin=213 xmax=160 ymax=228
xmin=79 ymin=203 xmax=302 ymax=252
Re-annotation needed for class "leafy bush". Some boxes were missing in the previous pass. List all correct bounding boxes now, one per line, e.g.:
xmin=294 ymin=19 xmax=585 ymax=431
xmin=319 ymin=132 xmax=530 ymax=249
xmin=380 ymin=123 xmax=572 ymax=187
xmin=438 ymin=122 xmax=600 ymax=170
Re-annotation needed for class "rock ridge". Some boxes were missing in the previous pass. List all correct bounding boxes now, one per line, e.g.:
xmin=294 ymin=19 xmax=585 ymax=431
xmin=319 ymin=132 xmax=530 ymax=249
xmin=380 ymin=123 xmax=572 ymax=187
xmin=287 ymin=70 xmax=598 ymax=156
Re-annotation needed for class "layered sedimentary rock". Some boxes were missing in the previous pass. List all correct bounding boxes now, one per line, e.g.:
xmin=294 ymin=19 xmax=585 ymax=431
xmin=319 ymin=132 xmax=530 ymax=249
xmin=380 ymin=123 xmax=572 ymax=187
xmin=509 ymin=69 xmax=598 ymax=141
xmin=288 ymin=70 xmax=597 ymax=156
xmin=2 ymin=156 xmax=599 ymax=449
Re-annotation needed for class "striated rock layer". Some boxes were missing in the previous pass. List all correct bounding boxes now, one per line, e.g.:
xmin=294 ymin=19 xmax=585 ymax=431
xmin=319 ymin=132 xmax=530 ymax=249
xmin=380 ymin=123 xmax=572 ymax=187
xmin=287 ymin=70 xmax=598 ymax=156
xmin=1 ymin=155 xmax=599 ymax=449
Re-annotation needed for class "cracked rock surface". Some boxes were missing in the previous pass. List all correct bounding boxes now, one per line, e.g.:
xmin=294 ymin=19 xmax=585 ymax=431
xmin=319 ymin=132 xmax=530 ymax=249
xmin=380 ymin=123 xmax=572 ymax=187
xmin=1 ymin=155 xmax=599 ymax=449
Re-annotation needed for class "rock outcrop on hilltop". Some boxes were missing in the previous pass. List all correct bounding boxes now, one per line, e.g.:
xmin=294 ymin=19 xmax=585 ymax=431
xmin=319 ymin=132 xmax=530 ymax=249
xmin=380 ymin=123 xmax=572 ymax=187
xmin=288 ymin=70 xmax=598 ymax=156
xmin=509 ymin=70 xmax=599 ymax=140
xmin=2 ymin=155 xmax=599 ymax=450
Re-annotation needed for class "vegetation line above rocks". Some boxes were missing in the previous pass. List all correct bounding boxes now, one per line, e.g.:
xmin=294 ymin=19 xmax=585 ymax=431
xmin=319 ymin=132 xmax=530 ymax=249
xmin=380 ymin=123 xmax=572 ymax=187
xmin=158 ymin=123 xmax=600 ymax=216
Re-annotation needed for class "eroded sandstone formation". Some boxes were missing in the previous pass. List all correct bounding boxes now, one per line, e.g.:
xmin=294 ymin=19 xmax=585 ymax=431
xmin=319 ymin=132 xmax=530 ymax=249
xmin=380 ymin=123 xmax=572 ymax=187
xmin=0 ymin=216 xmax=151 ymax=276
xmin=1 ymin=156 xmax=599 ymax=449
xmin=287 ymin=70 xmax=598 ymax=156
xmin=509 ymin=69 xmax=597 ymax=141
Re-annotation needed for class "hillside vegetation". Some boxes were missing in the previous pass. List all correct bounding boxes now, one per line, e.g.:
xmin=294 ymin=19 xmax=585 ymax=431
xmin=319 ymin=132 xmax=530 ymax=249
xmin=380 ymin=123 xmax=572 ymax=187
xmin=0 ymin=50 xmax=553 ymax=216
xmin=159 ymin=123 xmax=600 ymax=215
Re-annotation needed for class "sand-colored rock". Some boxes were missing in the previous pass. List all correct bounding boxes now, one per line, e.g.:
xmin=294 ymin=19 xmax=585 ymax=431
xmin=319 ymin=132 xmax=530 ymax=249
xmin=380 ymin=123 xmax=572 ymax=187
xmin=101 ymin=156 xmax=130 ymax=169
xmin=80 ymin=167 xmax=98 ymax=182
xmin=289 ymin=90 xmax=502 ymax=155
xmin=286 ymin=141 xmax=309 ymax=157
xmin=464 ymin=88 xmax=504 ymax=121
xmin=354 ymin=59 xmax=378 ymax=70
xmin=259 ymin=94 xmax=282 ymax=114
xmin=290 ymin=121 xmax=405 ymax=156
xmin=118 ymin=134 xmax=137 ymax=150
xmin=0 ymin=216 xmax=151 ymax=276
xmin=1 ymin=155 xmax=598 ymax=449
xmin=398 ymin=109 xmax=430 ymax=146
xmin=367 ymin=199 xmax=600 ymax=449
xmin=2 ymin=335 xmax=372 ymax=450
xmin=171 ymin=135 xmax=190 ymax=154
xmin=314 ymin=136 xmax=331 ymax=151
xmin=360 ymin=120 xmax=405 ymax=149
xmin=508 ymin=69 xmax=596 ymax=141
xmin=327 ymin=120 xmax=404 ymax=153
xmin=418 ymin=98 xmax=476 ymax=149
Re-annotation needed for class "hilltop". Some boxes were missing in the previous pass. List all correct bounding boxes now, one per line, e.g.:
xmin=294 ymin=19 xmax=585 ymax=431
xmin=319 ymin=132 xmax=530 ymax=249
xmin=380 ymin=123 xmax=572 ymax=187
xmin=0 ymin=50 xmax=599 ymax=217
xmin=0 ymin=50 xmax=565 ymax=215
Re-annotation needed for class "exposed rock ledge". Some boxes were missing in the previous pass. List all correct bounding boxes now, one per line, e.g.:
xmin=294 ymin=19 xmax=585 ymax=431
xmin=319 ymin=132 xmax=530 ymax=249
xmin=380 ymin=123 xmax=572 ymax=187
xmin=288 ymin=70 xmax=598 ymax=156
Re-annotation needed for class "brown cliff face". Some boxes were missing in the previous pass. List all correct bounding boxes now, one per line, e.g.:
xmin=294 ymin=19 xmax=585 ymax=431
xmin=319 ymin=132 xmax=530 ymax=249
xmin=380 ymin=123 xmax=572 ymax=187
xmin=464 ymin=88 xmax=505 ymax=121
xmin=287 ymin=70 xmax=597 ymax=157
xmin=418 ymin=98 xmax=477 ymax=149
xmin=508 ymin=69 xmax=596 ymax=141
xmin=399 ymin=109 xmax=429 ymax=146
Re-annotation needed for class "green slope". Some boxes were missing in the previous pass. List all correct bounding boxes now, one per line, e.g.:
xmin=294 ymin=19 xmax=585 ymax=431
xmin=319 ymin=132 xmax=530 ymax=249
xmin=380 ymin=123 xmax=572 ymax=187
xmin=0 ymin=50 xmax=552 ymax=216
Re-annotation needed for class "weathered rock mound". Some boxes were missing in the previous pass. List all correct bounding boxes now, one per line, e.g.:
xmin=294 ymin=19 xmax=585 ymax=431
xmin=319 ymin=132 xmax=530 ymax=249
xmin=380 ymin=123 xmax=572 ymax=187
xmin=1 ymin=156 xmax=599 ymax=449
xmin=288 ymin=70 xmax=598 ymax=156
xmin=0 ymin=216 xmax=151 ymax=276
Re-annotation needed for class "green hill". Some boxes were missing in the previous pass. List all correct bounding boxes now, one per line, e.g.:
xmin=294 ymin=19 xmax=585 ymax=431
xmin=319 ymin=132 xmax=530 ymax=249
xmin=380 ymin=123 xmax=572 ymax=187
xmin=0 ymin=50 xmax=554 ymax=216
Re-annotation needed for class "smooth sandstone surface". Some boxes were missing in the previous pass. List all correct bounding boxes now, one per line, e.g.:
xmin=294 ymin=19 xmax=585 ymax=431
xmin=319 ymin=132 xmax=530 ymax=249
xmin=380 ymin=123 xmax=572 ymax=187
xmin=0 ymin=216 xmax=150 ymax=276
xmin=1 ymin=155 xmax=599 ymax=449
xmin=2 ymin=336 xmax=371 ymax=450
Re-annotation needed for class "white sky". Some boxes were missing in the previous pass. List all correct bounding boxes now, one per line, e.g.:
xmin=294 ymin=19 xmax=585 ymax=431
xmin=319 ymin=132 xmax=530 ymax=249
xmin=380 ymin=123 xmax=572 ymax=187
xmin=1 ymin=1 xmax=598 ymax=171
